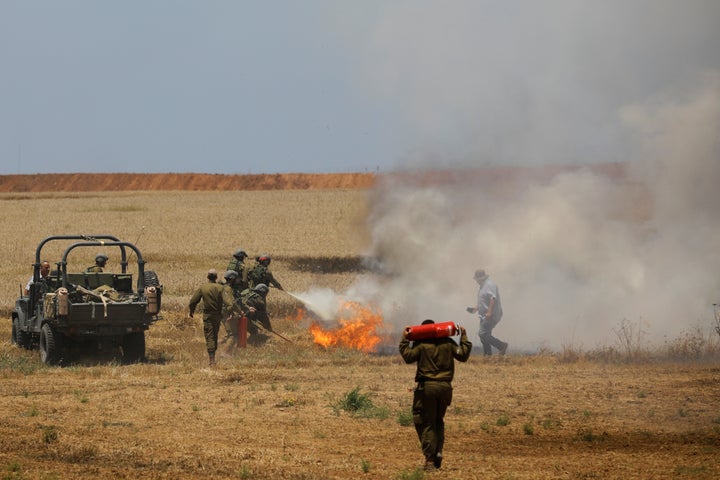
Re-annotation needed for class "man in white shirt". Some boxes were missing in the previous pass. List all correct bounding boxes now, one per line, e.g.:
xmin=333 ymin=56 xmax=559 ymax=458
xmin=467 ymin=269 xmax=508 ymax=356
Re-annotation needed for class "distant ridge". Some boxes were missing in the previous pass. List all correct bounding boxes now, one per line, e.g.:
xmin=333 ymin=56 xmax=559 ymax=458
xmin=0 ymin=163 xmax=628 ymax=193
xmin=0 ymin=172 xmax=377 ymax=192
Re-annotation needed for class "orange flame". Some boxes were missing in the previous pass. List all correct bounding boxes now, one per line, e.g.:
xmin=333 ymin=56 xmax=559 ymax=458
xmin=309 ymin=301 xmax=384 ymax=353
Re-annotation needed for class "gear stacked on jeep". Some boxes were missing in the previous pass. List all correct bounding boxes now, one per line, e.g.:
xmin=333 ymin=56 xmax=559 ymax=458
xmin=10 ymin=235 xmax=163 ymax=366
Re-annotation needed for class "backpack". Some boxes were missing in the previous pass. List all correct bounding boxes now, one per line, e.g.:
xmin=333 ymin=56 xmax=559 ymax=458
xmin=247 ymin=264 xmax=267 ymax=287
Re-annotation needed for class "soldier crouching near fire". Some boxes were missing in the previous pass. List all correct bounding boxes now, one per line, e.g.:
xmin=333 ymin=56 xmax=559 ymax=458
xmin=189 ymin=269 xmax=236 ymax=366
xmin=399 ymin=319 xmax=472 ymax=471
xmin=238 ymin=283 xmax=271 ymax=345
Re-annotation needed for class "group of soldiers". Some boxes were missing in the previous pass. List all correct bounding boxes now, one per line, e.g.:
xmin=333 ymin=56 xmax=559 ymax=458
xmin=188 ymin=248 xmax=284 ymax=366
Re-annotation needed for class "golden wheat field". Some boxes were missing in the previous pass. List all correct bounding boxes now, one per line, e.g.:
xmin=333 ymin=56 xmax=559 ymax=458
xmin=1 ymin=189 xmax=720 ymax=480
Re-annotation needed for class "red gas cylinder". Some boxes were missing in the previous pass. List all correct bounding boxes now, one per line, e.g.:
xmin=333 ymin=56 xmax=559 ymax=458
xmin=404 ymin=321 xmax=459 ymax=341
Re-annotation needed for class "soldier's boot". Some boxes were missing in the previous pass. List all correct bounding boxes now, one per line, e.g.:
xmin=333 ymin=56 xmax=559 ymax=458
xmin=434 ymin=452 xmax=443 ymax=469
xmin=424 ymin=455 xmax=437 ymax=472
xmin=208 ymin=352 xmax=216 ymax=366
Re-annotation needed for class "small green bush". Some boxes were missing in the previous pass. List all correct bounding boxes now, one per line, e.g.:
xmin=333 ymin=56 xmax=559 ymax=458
xmin=397 ymin=408 xmax=414 ymax=427
xmin=496 ymin=414 xmax=510 ymax=426
xmin=331 ymin=387 xmax=388 ymax=419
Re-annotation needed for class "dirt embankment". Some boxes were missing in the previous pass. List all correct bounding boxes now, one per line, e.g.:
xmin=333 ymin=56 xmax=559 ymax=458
xmin=0 ymin=172 xmax=377 ymax=192
xmin=0 ymin=163 xmax=629 ymax=193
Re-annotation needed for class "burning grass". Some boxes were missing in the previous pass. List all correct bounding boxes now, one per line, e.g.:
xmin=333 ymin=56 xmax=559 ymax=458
xmin=309 ymin=301 xmax=387 ymax=353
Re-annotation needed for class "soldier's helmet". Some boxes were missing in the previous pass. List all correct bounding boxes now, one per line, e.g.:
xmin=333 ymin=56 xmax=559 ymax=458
xmin=224 ymin=270 xmax=238 ymax=281
xmin=95 ymin=253 xmax=108 ymax=263
xmin=257 ymin=255 xmax=271 ymax=265
xmin=253 ymin=283 xmax=269 ymax=294
xmin=233 ymin=249 xmax=247 ymax=260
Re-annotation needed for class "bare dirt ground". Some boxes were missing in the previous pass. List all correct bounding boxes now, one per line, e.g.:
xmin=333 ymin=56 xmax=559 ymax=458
xmin=1 ymin=330 xmax=719 ymax=480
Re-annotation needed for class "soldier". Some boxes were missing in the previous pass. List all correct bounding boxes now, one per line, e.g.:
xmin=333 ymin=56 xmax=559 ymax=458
xmin=239 ymin=283 xmax=271 ymax=345
xmin=221 ymin=270 xmax=243 ymax=348
xmin=399 ymin=319 xmax=472 ymax=471
xmin=226 ymin=248 xmax=249 ymax=291
xmin=247 ymin=254 xmax=283 ymax=290
xmin=86 ymin=254 xmax=108 ymax=273
xmin=188 ymin=269 xmax=236 ymax=366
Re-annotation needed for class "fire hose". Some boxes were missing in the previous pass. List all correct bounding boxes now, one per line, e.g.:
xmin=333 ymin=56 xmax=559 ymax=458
xmin=225 ymin=297 xmax=294 ymax=344
xmin=247 ymin=317 xmax=294 ymax=343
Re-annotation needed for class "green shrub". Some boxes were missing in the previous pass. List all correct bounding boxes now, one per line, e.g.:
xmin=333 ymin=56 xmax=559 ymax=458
xmin=331 ymin=387 xmax=388 ymax=419
xmin=397 ymin=408 xmax=414 ymax=427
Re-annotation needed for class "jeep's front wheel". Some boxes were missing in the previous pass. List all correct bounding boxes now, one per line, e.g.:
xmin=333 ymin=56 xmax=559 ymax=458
xmin=122 ymin=331 xmax=146 ymax=364
xmin=39 ymin=323 xmax=64 ymax=365
xmin=12 ymin=317 xmax=32 ymax=349
xmin=11 ymin=319 xmax=17 ymax=345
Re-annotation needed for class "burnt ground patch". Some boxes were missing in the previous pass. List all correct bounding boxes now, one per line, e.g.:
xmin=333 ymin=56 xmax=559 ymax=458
xmin=285 ymin=255 xmax=373 ymax=274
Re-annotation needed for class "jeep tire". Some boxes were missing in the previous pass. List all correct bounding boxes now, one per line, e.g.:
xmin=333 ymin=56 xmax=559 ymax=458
xmin=39 ymin=323 xmax=65 ymax=366
xmin=122 ymin=331 xmax=146 ymax=364
xmin=12 ymin=317 xmax=32 ymax=350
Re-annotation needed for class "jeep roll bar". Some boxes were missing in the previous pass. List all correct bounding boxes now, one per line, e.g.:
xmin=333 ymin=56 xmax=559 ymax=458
xmin=57 ymin=241 xmax=147 ymax=292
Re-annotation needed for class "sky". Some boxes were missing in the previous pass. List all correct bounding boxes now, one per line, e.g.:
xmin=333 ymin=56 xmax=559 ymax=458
xmin=1 ymin=1 xmax=718 ymax=175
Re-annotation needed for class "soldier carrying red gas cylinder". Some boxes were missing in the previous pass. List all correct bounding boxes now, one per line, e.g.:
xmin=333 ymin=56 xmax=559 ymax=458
xmin=399 ymin=319 xmax=472 ymax=472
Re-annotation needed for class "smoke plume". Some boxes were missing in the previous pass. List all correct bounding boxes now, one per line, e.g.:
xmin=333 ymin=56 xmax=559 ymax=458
xmin=297 ymin=3 xmax=720 ymax=351
xmin=361 ymin=74 xmax=720 ymax=350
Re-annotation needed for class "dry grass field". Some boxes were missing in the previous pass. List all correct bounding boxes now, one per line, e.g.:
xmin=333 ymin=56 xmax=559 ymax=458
xmin=1 ymin=186 xmax=719 ymax=480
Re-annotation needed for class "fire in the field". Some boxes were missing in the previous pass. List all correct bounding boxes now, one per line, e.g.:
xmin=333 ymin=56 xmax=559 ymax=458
xmin=309 ymin=301 xmax=384 ymax=353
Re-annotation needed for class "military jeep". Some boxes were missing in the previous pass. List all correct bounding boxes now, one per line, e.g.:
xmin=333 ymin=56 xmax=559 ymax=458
xmin=11 ymin=235 xmax=162 ymax=365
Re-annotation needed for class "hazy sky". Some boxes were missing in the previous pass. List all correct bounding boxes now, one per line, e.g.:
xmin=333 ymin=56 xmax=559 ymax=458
xmin=2 ymin=1 xmax=718 ymax=175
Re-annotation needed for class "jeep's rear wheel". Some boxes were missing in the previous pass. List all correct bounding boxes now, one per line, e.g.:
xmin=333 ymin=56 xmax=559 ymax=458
xmin=122 ymin=331 xmax=145 ymax=364
xmin=39 ymin=323 xmax=64 ymax=366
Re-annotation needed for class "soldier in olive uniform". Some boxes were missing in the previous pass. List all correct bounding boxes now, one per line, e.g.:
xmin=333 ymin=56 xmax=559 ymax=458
xmin=247 ymin=255 xmax=283 ymax=290
xmin=399 ymin=319 xmax=472 ymax=471
xmin=226 ymin=248 xmax=249 ymax=291
xmin=189 ymin=269 xmax=236 ymax=365
xmin=238 ymin=283 xmax=271 ymax=345
xmin=86 ymin=253 xmax=108 ymax=273
xmin=221 ymin=270 xmax=243 ymax=348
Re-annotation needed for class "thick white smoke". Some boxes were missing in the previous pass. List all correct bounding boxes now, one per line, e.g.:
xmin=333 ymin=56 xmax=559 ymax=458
xmin=360 ymin=74 xmax=720 ymax=351
xmin=292 ymin=75 xmax=719 ymax=351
